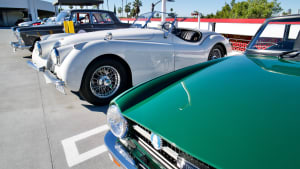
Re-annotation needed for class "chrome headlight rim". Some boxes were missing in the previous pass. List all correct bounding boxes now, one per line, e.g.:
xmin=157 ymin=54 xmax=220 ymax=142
xmin=53 ymin=41 xmax=61 ymax=48
xmin=50 ymin=48 xmax=60 ymax=65
xmin=35 ymin=41 xmax=42 ymax=57
xmin=107 ymin=104 xmax=128 ymax=139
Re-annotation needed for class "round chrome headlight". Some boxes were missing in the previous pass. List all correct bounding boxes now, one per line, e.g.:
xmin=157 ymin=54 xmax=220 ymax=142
xmin=107 ymin=105 xmax=128 ymax=138
xmin=53 ymin=41 xmax=61 ymax=48
xmin=50 ymin=48 xmax=59 ymax=64
xmin=35 ymin=41 xmax=42 ymax=57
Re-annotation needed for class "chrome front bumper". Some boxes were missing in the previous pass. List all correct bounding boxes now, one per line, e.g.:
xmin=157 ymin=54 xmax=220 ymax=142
xmin=27 ymin=60 xmax=66 ymax=94
xmin=104 ymin=131 xmax=137 ymax=169
xmin=10 ymin=42 xmax=31 ymax=52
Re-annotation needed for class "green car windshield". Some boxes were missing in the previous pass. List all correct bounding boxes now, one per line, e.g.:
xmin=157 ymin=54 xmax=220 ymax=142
xmin=247 ymin=17 xmax=300 ymax=56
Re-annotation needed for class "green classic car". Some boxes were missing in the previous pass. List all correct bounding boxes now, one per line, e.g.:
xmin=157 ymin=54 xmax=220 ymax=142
xmin=104 ymin=15 xmax=300 ymax=169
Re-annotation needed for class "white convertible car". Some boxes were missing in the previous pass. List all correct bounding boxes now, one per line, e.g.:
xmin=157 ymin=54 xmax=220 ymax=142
xmin=28 ymin=12 xmax=232 ymax=105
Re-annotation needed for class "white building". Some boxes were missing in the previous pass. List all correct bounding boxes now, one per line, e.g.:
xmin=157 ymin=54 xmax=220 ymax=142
xmin=0 ymin=0 xmax=55 ymax=26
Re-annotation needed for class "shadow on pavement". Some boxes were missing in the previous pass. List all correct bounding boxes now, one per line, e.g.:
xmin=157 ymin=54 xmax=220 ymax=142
xmin=82 ymin=104 xmax=108 ymax=114
xmin=71 ymin=91 xmax=85 ymax=100
xmin=0 ymin=27 xmax=10 ymax=29
xmin=23 ymin=56 xmax=32 ymax=59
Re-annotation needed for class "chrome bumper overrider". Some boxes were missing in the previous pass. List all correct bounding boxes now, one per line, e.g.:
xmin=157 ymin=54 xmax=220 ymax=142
xmin=104 ymin=131 xmax=137 ymax=169
xmin=10 ymin=42 xmax=31 ymax=52
xmin=27 ymin=60 xmax=66 ymax=94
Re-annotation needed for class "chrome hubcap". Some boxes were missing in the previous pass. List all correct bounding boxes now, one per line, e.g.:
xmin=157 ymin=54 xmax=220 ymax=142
xmin=98 ymin=76 xmax=112 ymax=86
xmin=210 ymin=48 xmax=222 ymax=60
xmin=90 ymin=66 xmax=120 ymax=99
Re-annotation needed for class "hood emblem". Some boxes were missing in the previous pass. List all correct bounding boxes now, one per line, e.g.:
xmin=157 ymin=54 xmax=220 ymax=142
xmin=151 ymin=133 xmax=162 ymax=150
xmin=104 ymin=32 xmax=113 ymax=40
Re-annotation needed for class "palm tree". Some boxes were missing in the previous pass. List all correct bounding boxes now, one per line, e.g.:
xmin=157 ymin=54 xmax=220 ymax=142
xmin=107 ymin=0 xmax=109 ymax=10
xmin=125 ymin=2 xmax=131 ymax=17
xmin=132 ymin=0 xmax=142 ymax=17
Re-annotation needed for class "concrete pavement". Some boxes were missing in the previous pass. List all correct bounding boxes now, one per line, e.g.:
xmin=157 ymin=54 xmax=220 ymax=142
xmin=0 ymin=29 xmax=119 ymax=169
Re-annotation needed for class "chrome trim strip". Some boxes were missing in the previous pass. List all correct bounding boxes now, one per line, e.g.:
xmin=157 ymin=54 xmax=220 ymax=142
xmin=133 ymin=125 xmax=179 ymax=161
xmin=162 ymin=146 xmax=178 ymax=160
xmin=137 ymin=137 xmax=178 ymax=169
xmin=27 ymin=61 xmax=45 ymax=72
xmin=10 ymin=41 xmax=31 ymax=51
xmin=133 ymin=125 xmax=151 ymax=140
xmin=27 ymin=61 xmax=66 ymax=94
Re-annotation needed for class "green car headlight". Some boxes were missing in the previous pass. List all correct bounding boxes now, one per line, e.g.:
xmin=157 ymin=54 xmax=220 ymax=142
xmin=107 ymin=105 xmax=128 ymax=139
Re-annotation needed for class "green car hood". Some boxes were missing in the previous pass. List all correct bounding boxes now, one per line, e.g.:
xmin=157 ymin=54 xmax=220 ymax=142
xmin=116 ymin=55 xmax=300 ymax=169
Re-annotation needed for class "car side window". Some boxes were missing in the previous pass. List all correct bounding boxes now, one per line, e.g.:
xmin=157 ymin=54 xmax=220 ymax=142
xmin=92 ymin=12 xmax=114 ymax=24
xmin=71 ymin=12 xmax=91 ymax=24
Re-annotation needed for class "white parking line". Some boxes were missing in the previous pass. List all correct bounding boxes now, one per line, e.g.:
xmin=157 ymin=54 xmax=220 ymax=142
xmin=61 ymin=125 xmax=110 ymax=167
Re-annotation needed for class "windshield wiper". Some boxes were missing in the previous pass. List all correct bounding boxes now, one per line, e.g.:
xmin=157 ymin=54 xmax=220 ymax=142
xmin=278 ymin=50 xmax=300 ymax=59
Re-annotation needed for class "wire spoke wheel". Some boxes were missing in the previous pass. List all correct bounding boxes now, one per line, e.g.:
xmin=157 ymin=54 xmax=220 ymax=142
xmin=90 ymin=66 xmax=121 ymax=99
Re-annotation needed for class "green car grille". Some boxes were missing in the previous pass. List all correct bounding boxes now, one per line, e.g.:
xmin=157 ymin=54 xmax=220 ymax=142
xmin=128 ymin=120 xmax=214 ymax=169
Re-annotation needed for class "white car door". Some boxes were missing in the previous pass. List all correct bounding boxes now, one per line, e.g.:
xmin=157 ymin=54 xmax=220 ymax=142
xmin=125 ymin=34 xmax=175 ymax=85
xmin=173 ymin=35 xmax=208 ymax=70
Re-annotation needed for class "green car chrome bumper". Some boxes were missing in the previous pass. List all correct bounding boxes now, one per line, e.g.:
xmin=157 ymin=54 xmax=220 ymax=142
xmin=105 ymin=131 xmax=168 ymax=169
xmin=104 ymin=131 xmax=137 ymax=169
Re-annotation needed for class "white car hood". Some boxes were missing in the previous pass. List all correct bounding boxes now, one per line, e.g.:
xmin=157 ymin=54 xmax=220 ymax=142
xmin=60 ymin=28 xmax=159 ymax=46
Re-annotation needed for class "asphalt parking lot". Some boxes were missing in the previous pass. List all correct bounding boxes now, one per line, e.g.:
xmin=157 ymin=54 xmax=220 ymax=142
xmin=0 ymin=28 xmax=118 ymax=169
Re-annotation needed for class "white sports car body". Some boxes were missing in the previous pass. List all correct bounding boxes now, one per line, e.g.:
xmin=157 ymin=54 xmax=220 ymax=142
xmin=29 ymin=12 xmax=232 ymax=105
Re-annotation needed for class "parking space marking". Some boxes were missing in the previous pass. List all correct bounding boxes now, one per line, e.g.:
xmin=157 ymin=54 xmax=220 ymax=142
xmin=61 ymin=125 xmax=109 ymax=167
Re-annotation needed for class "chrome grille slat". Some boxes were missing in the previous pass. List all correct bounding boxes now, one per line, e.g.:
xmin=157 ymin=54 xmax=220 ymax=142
xmin=130 ymin=123 xmax=215 ymax=169
xmin=137 ymin=137 xmax=177 ymax=169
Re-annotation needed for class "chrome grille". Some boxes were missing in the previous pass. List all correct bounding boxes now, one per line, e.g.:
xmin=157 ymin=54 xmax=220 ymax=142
xmin=129 ymin=122 xmax=215 ymax=169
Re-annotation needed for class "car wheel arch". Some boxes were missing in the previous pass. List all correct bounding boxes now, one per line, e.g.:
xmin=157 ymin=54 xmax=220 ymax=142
xmin=80 ymin=54 xmax=133 ymax=89
xmin=29 ymin=37 xmax=41 ymax=52
xmin=214 ymin=42 xmax=227 ymax=55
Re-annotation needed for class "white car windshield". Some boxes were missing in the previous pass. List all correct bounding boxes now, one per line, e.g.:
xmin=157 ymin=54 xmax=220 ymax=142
xmin=131 ymin=11 xmax=176 ymax=29
xmin=55 ymin=11 xmax=70 ymax=22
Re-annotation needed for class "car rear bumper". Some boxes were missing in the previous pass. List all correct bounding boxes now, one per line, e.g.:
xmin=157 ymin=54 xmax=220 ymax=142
xmin=27 ymin=60 xmax=66 ymax=94
xmin=10 ymin=41 xmax=31 ymax=52
xmin=104 ymin=131 xmax=137 ymax=169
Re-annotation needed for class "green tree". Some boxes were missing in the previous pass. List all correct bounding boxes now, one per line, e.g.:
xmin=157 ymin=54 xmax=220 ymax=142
xmin=69 ymin=5 xmax=73 ymax=9
xmin=203 ymin=0 xmax=282 ymax=18
xmin=80 ymin=5 xmax=84 ymax=9
xmin=215 ymin=3 xmax=231 ymax=18
xmin=131 ymin=0 xmax=142 ymax=17
xmin=230 ymin=0 xmax=236 ymax=7
xmin=125 ymin=3 xmax=131 ymax=17
xmin=118 ymin=7 xmax=123 ymax=16
xmin=231 ymin=1 xmax=249 ymax=18
xmin=114 ymin=5 xmax=117 ymax=14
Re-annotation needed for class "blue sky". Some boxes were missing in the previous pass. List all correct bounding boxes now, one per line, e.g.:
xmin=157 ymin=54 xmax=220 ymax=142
xmin=46 ymin=0 xmax=300 ymax=17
